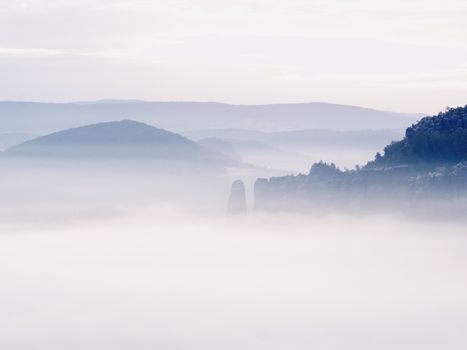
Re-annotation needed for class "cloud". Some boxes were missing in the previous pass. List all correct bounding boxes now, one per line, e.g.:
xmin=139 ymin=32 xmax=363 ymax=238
xmin=0 ymin=46 xmax=133 ymax=61
xmin=0 ymin=0 xmax=466 ymax=112
xmin=0 ymin=47 xmax=64 ymax=56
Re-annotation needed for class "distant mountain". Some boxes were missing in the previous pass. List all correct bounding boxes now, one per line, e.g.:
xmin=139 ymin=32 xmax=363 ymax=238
xmin=187 ymin=129 xmax=405 ymax=171
xmin=0 ymin=100 xmax=423 ymax=134
xmin=184 ymin=129 xmax=268 ymax=141
xmin=197 ymin=138 xmax=242 ymax=163
xmin=185 ymin=128 xmax=404 ymax=149
xmin=3 ymin=120 xmax=211 ymax=161
xmin=0 ymin=132 xmax=37 ymax=151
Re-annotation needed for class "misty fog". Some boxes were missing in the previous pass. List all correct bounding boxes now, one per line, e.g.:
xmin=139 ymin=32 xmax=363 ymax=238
xmin=1 ymin=205 xmax=466 ymax=350
xmin=2 ymin=0 xmax=467 ymax=348
xmin=1 ymin=158 xmax=466 ymax=349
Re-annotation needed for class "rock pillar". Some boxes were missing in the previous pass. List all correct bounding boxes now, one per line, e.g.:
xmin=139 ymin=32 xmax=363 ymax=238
xmin=228 ymin=180 xmax=247 ymax=215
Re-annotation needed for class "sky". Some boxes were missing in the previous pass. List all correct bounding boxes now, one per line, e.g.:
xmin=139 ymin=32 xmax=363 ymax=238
xmin=0 ymin=0 xmax=466 ymax=113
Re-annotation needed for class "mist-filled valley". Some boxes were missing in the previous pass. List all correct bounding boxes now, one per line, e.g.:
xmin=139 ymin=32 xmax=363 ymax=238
xmin=3 ymin=0 xmax=467 ymax=347
xmin=2 ymin=100 xmax=467 ymax=350
xmin=2 ymin=193 xmax=467 ymax=349
xmin=2 ymin=103 xmax=467 ymax=349
xmin=0 ymin=101 xmax=409 ymax=172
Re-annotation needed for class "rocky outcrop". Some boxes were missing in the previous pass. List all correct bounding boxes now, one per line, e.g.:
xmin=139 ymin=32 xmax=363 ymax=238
xmin=373 ymin=105 xmax=467 ymax=166
xmin=406 ymin=106 xmax=467 ymax=138
xmin=409 ymin=161 xmax=467 ymax=199
xmin=254 ymin=162 xmax=413 ymax=211
xmin=228 ymin=180 xmax=247 ymax=215
xmin=253 ymin=105 xmax=467 ymax=213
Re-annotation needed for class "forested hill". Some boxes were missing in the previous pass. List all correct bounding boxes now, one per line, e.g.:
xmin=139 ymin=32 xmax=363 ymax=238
xmin=253 ymin=105 xmax=467 ymax=212
xmin=369 ymin=106 xmax=467 ymax=166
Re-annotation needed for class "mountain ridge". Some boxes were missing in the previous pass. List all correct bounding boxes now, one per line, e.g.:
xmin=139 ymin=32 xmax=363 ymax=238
xmin=0 ymin=100 xmax=424 ymax=134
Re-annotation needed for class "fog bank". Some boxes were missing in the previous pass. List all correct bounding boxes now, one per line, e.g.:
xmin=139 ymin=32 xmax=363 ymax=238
xmin=1 ymin=208 xmax=466 ymax=350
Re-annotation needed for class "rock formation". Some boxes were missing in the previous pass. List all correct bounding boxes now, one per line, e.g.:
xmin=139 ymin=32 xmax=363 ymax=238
xmin=254 ymin=105 xmax=467 ymax=213
xmin=228 ymin=180 xmax=247 ymax=215
xmin=371 ymin=105 xmax=467 ymax=166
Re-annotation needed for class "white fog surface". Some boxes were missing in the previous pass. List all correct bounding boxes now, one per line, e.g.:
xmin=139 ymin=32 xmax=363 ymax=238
xmin=1 ymin=209 xmax=466 ymax=350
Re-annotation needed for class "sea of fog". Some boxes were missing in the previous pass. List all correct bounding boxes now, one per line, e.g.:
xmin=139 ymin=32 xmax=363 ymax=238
xmin=1 ymin=204 xmax=467 ymax=349
xmin=1 ymin=161 xmax=466 ymax=349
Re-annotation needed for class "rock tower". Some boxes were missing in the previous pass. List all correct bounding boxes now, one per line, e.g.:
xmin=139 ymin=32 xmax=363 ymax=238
xmin=228 ymin=180 xmax=247 ymax=215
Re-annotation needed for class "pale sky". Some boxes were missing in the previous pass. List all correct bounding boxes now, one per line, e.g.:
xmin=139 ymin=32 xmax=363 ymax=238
xmin=1 ymin=0 xmax=467 ymax=113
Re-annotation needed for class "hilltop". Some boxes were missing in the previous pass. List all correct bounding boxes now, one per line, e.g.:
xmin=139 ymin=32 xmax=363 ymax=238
xmin=370 ymin=106 xmax=467 ymax=166
xmin=3 ymin=120 xmax=210 ymax=160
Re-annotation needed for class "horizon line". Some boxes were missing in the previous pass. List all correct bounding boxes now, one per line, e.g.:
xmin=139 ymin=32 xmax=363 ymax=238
xmin=0 ymin=99 xmax=426 ymax=116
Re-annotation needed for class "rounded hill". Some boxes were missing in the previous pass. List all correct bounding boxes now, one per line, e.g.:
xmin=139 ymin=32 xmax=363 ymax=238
xmin=4 ymin=120 xmax=209 ymax=160
xmin=370 ymin=105 xmax=467 ymax=166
